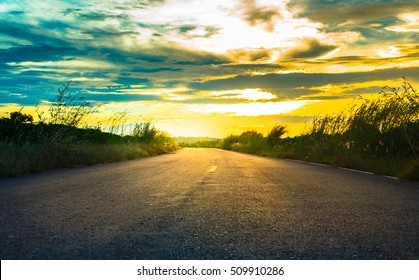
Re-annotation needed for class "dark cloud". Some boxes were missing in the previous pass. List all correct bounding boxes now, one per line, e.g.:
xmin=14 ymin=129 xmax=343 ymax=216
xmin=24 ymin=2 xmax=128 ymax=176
xmin=177 ymin=25 xmax=196 ymax=34
xmin=349 ymin=23 xmax=409 ymax=46
xmin=225 ymin=41 xmax=337 ymax=63
xmin=144 ymin=43 xmax=231 ymax=65
xmin=40 ymin=20 xmax=72 ymax=30
xmin=5 ymin=10 xmax=25 ymax=15
xmin=84 ymin=93 xmax=163 ymax=103
xmin=113 ymin=77 xmax=151 ymax=87
xmin=82 ymin=29 xmax=139 ymax=38
xmin=202 ymin=26 xmax=220 ymax=38
xmin=62 ymin=8 xmax=82 ymax=16
xmin=94 ymin=43 xmax=228 ymax=66
xmin=0 ymin=45 xmax=78 ymax=64
xmin=0 ymin=20 xmax=69 ymax=47
xmin=74 ymin=10 xmax=131 ymax=22
xmin=284 ymin=39 xmax=337 ymax=59
xmin=320 ymin=52 xmax=419 ymax=70
xmin=238 ymin=0 xmax=282 ymax=32
xmin=130 ymin=52 xmax=166 ymax=63
xmin=130 ymin=0 xmax=166 ymax=9
xmin=218 ymin=63 xmax=286 ymax=74
xmin=189 ymin=67 xmax=419 ymax=99
xmin=140 ymin=23 xmax=220 ymax=39
xmin=131 ymin=67 xmax=183 ymax=73
xmin=227 ymin=48 xmax=272 ymax=62
xmin=288 ymin=1 xmax=417 ymax=27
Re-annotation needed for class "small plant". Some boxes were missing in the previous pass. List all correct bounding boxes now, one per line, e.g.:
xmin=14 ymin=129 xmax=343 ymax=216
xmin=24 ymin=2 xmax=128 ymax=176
xmin=47 ymin=81 xmax=98 ymax=127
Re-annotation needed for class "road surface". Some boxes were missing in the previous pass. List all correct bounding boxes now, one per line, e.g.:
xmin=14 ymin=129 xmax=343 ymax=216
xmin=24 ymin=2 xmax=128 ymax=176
xmin=1 ymin=148 xmax=418 ymax=259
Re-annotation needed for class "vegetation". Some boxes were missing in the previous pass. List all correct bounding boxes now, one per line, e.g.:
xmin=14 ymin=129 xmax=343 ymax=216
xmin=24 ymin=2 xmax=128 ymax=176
xmin=176 ymin=137 xmax=221 ymax=148
xmin=0 ymin=83 xmax=177 ymax=177
xmin=220 ymin=79 xmax=419 ymax=181
xmin=2 ymin=79 xmax=418 ymax=181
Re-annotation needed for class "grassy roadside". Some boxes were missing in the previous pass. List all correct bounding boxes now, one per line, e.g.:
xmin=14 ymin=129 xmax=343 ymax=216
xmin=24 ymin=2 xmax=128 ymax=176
xmin=0 ymin=141 xmax=176 ymax=177
xmin=219 ymin=79 xmax=419 ymax=181
xmin=220 ymin=131 xmax=418 ymax=181
xmin=0 ymin=83 xmax=177 ymax=177
xmin=0 ymin=121 xmax=178 ymax=177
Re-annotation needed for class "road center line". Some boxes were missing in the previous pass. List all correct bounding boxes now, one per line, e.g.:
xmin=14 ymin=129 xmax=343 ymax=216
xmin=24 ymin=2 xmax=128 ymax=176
xmin=208 ymin=166 xmax=217 ymax=172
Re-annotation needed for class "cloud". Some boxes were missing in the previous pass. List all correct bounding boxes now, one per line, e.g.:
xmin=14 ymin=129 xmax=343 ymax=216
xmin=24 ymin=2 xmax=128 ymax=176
xmin=375 ymin=44 xmax=419 ymax=58
xmin=282 ymin=38 xmax=337 ymax=59
xmin=0 ymin=0 xmax=418 ymax=136
xmin=175 ymin=25 xmax=221 ymax=39
xmin=238 ymin=0 xmax=284 ymax=32
xmin=0 ymin=20 xmax=69 ymax=48
xmin=0 ymin=45 xmax=78 ymax=64
xmin=82 ymin=29 xmax=139 ymax=38
xmin=394 ymin=44 xmax=419 ymax=56
xmin=226 ymin=48 xmax=273 ymax=63
xmin=386 ymin=12 xmax=419 ymax=33
xmin=286 ymin=1 xmax=418 ymax=55
xmin=188 ymin=67 xmax=419 ymax=99
xmin=288 ymin=1 xmax=418 ymax=32
xmin=66 ymin=10 xmax=130 ymax=22
xmin=84 ymin=93 xmax=163 ymax=103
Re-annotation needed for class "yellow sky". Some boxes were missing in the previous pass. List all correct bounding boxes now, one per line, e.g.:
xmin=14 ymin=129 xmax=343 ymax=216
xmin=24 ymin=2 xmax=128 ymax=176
xmin=1 ymin=0 xmax=418 ymax=138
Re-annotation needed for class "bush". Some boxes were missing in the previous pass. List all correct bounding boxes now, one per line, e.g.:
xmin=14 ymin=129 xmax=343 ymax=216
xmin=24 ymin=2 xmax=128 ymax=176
xmin=266 ymin=124 xmax=287 ymax=147
xmin=221 ymin=130 xmax=266 ymax=153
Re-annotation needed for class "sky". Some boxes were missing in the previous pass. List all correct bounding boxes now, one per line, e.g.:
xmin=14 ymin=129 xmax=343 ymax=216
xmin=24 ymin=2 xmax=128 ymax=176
xmin=0 ymin=0 xmax=418 ymax=137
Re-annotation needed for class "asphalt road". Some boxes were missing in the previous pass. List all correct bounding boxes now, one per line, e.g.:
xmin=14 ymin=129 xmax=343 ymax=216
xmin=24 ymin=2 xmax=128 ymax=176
xmin=1 ymin=148 xmax=418 ymax=259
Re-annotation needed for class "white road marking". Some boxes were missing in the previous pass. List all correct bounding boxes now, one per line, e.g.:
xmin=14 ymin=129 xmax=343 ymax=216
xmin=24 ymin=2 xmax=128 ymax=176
xmin=286 ymin=158 xmax=398 ymax=180
xmin=285 ymin=159 xmax=330 ymax=168
xmin=208 ymin=166 xmax=217 ymax=172
xmin=338 ymin=167 xmax=375 ymax=175
xmin=382 ymin=175 xmax=398 ymax=180
xmin=338 ymin=167 xmax=397 ymax=179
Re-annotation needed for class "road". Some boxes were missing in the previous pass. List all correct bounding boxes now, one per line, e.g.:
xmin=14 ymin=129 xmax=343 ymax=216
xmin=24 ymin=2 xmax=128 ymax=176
xmin=1 ymin=148 xmax=418 ymax=259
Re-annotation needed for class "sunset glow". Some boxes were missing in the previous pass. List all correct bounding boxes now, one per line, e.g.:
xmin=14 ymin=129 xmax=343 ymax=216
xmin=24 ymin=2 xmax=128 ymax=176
xmin=1 ymin=0 xmax=418 ymax=137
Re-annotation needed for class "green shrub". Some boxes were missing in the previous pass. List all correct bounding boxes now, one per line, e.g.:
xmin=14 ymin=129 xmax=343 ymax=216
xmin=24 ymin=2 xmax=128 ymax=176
xmin=266 ymin=124 xmax=287 ymax=147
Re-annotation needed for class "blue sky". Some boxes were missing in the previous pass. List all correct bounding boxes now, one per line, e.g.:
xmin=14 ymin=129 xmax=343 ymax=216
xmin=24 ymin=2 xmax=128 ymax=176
xmin=1 ymin=0 xmax=418 ymax=136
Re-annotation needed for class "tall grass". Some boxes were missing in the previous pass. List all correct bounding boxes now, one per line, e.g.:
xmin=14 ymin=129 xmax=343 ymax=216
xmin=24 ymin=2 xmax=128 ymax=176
xmin=45 ymin=81 xmax=99 ymax=127
xmin=0 ymin=83 xmax=177 ymax=177
xmin=219 ymin=79 xmax=419 ymax=181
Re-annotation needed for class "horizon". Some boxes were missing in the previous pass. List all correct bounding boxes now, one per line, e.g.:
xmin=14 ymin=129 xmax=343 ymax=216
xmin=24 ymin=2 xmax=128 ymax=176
xmin=1 ymin=0 xmax=418 ymax=138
